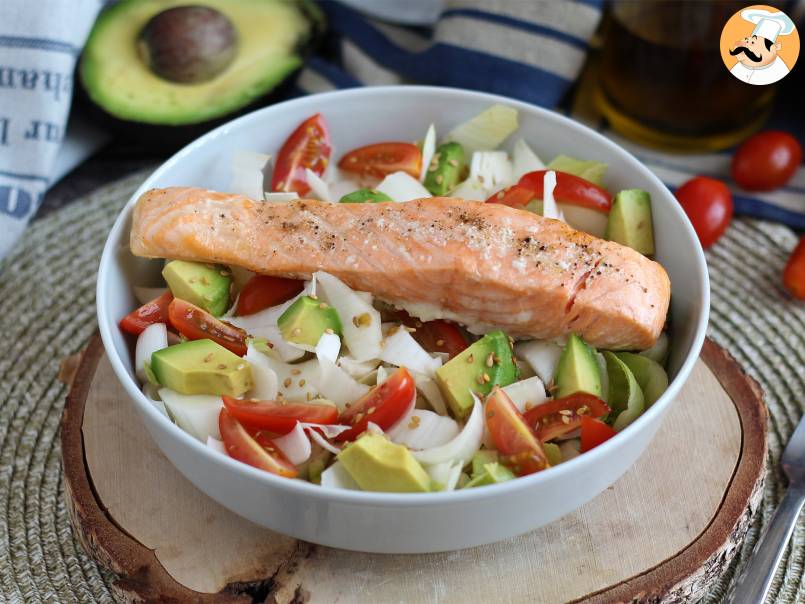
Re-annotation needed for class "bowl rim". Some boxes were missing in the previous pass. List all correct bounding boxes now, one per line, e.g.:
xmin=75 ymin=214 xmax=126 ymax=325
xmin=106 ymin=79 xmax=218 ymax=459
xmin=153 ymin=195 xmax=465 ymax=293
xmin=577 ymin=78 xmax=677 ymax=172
xmin=97 ymin=84 xmax=710 ymax=506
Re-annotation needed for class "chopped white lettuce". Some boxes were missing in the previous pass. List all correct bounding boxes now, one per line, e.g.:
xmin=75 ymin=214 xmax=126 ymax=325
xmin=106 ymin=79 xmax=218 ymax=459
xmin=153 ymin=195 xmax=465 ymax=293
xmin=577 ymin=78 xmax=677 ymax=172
xmin=274 ymin=423 xmax=312 ymax=465
xmin=426 ymin=459 xmax=463 ymax=491
xmin=159 ymin=389 xmax=223 ymax=443
xmin=315 ymin=271 xmax=383 ymax=362
xmin=376 ymin=171 xmax=432 ymax=202
xmin=542 ymin=170 xmax=564 ymax=221
xmin=412 ymin=394 xmax=483 ymax=466
xmin=316 ymin=341 xmax=370 ymax=410
xmin=338 ymin=356 xmax=381 ymax=380
xmin=376 ymin=365 xmax=389 ymax=385
xmin=444 ymin=104 xmax=519 ymax=156
xmin=511 ymin=139 xmax=545 ymax=181
xmin=245 ymin=343 xmax=279 ymax=400
xmin=419 ymin=123 xmax=437 ymax=182
xmin=449 ymin=178 xmax=488 ymax=201
xmin=206 ymin=436 xmax=226 ymax=455
xmin=469 ymin=151 xmax=513 ymax=193
xmin=315 ymin=331 xmax=341 ymax=364
xmin=561 ymin=204 xmax=608 ymax=238
xmin=380 ymin=327 xmax=442 ymax=377
xmin=257 ymin=350 xmax=320 ymax=401
xmin=502 ymin=376 xmax=548 ymax=413
xmin=133 ymin=286 xmax=168 ymax=306
xmin=320 ymin=461 xmax=361 ymax=490
xmin=514 ymin=340 xmax=562 ymax=386
xmin=305 ymin=168 xmax=333 ymax=202
xmin=142 ymin=383 xmax=169 ymax=418
xmin=135 ymin=323 xmax=168 ymax=383
xmin=640 ymin=332 xmax=669 ymax=365
xmin=231 ymin=151 xmax=271 ymax=199
xmin=559 ymin=439 xmax=581 ymax=462
xmin=263 ymin=191 xmax=299 ymax=203
xmin=410 ymin=370 xmax=448 ymax=416
xmin=387 ymin=409 xmax=459 ymax=450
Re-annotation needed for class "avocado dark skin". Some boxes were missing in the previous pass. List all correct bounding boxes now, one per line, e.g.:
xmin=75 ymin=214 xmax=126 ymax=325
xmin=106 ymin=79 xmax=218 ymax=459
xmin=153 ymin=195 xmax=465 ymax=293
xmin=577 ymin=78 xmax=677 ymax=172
xmin=138 ymin=5 xmax=238 ymax=84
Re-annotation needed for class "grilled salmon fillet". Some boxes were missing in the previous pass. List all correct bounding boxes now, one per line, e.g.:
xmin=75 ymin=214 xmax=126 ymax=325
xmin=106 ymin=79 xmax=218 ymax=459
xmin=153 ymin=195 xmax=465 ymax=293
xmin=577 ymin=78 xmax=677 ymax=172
xmin=130 ymin=187 xmax=671 ymax=350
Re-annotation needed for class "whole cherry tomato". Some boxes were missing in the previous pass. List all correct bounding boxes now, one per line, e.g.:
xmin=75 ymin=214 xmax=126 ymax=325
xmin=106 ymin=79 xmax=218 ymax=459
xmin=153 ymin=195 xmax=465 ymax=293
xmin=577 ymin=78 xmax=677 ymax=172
xmin=783 ymin=236 xmax=805 ymax=300
xmin=674 ymin=176 xmax=734 ymax=249
xmin=732 ymin=131 xmax=802 ymax=191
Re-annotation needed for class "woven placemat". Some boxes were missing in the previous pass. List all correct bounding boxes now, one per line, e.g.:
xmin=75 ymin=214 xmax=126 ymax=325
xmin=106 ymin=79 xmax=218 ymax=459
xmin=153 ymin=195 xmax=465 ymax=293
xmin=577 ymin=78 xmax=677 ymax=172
xmin=0 ymin=172 xmax=803 ymax=603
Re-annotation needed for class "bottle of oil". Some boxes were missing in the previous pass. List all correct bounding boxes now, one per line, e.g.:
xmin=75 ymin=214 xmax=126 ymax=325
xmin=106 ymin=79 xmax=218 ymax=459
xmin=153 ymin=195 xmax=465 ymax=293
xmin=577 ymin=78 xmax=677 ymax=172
xmin=595 ymin=0 xmax=780 ymax=151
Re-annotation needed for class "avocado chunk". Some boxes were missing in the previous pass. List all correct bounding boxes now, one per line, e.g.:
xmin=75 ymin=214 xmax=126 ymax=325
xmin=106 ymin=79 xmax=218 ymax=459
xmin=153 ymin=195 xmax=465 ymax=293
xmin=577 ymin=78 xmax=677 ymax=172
xmin=151 ymin=339 xmax=252 ymax=396
xmin=277 ymin=295 xmax=342 ymax=347
xmin=435 ymin=330 xmax=518 ymax=419
xmin=80 ymin=0 xmax=322 ymax=126
xmin=614 ymin=352 xmax=668 ymax=407
xmin=554 ymin=334 xmax=603 ymax=399
xmin=297 ymin=442 xmax=333 ymax=484
xmin=424 ymin=142 xmax=466 ymax=196
xmin=605 ymin=189 xmax=655 ymax=256
xmin=138 ymin=6 xmax=237 ymax=84
xmin=470 ymin=449 xmax=499 ymax=478
xmin=464 ymin=462 xmax=515 ymax=488
xmin=337 ymin=433 xmax=431 ymax=493
xmin=339 ymin=189 xmax=392 ymax=203
xmin=162 ymin=260 xmax=231 ymax=316
xmin=603 ymin=351 xmax=645 ymax=431
xmin=547 ymin=155 xmax=607 ymax=186
xmin=543 ymin=442 xmax=562 ymax=466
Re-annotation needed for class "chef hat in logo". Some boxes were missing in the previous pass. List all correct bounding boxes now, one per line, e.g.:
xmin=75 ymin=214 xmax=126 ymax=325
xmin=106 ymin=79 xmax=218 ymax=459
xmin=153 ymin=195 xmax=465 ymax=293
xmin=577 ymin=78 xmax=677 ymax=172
xmin=741 ymin=8 xmax=796 ymax=42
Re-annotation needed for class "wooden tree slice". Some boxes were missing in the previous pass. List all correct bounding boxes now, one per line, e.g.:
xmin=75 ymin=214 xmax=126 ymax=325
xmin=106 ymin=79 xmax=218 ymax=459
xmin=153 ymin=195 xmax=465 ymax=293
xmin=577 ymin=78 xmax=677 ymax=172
xmin=61 ymin=335 xmax=767 ymax=603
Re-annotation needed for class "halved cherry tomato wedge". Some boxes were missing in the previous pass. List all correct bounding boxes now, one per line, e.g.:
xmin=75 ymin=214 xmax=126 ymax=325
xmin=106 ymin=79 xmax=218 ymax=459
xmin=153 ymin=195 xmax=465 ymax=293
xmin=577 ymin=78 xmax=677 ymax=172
xmin=523 ymin=393 xmax=610 ymax=443
xmin=392 ymin=311 xmax=468 ymax=359
xmin=485 ymin=387 xmax=549 ymax=475
xmin=783 ymin=235 xmax=805 ymax=300
xmin=335 ymin=367 xmax=415 ymax=442
xmin=338 ymin=142 xmax=422 ymax=179
xmin=119 ymin=291 xmax=173 ymax=335
xmin=518 ymin=170 xmax=612 ymax=212
xmin=168 ymin=298 xmax=248 ymax=356
xmin=235 ymin=274 xmax=304 ymax=316
xmin=222 ymin=396 xmax=338 ymax=435
xmin=485 ymin=184 xmax=535 ymax=208
xmin=219 ymin=409 xmax=298 ymax=478
xmin=271 ymin=113 xmax=331 ymax=196
xmin=580 ymin=415 xmax=617 ymax=452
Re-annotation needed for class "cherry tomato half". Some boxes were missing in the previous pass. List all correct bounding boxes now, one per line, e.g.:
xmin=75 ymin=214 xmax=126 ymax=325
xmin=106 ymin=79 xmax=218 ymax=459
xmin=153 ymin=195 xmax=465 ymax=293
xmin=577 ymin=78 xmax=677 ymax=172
xmin=221 ymin=396 xmax=338 ymax=435
xmin=119 ymin=291 xmax=173 ymax=335
xmin=235 ymin=274 xmax=304 ymax=316
xmin=783 ymin=236 xmax=805 ymax=300
xmin=338 ymin=142 xmax=422 ymax=180
xmin=674 ymin=176 xmax=734 ymax=249
xmin=485 ymin=387 xmax=549 ymax=476
xmin=523 ymin=393 xmax=610 ymax=442
xmin=580 ymin=415 xmax=617 ymax=453
xmin=335 ymin=367 xmax=416 ymax=442
xmin=271 ymin=113 xmax=331 ymax=196
xmin=518 ymin=170 xmax=612 ymax=213
xmin=732 ymin=131 xmax=802 ymax=192
xmin=168 ymin=298 xmax=248 ymax=356
xmin=219 ymin=409 xmax=298 ymax=478
xmin=485 ymin=184 xmax=535 ymax=208
xmin=393 ymin=311 xmax=468 ymax=359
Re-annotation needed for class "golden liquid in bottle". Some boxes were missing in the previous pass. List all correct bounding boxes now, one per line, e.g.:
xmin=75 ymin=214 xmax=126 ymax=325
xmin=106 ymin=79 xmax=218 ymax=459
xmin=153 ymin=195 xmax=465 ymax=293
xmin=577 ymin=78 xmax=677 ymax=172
xmin=595 ymin=1 xmax=778 ymax=151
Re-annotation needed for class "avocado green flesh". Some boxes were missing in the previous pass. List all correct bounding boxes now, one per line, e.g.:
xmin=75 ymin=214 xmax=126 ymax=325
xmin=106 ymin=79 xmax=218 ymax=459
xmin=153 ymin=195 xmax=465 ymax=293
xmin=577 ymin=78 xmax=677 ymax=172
xmin=470 ymin=450 xmax=499 ymax=478
xmin=277 ymin=296 xmax=342 ymax=347
xmin=151 ymin=339 xmax=252 ymax=396
xmin=543 ymin=442 xmax=562 ymax=466
xmin=464 ymin=462 xmax=515 ymax=488
xmin=614 ymin=352 xmax=668 ymax=407
xmin=554 ymin=334 xmax=602 ymax=398
xmin=339 ymin=189 xmax=392 ymax=203
xmin=435 ymin=330 xmax=517 ymax=420
xmin=605 ymin=189 xmax=655 ymax=256
xmin=547 ymin=155 xmax=607 ymax=186
xmin=424 ymin=142 xmax=466 ymax=195
xmin=80 ymin=0 xmax=319 ymax=125
xmin=162 ymin=260 xmax=231 ymax=316
xmin=603 ymin=351 xmax=645 ymax=431
xmin=337 ymin=433 xmax=431 ymax=493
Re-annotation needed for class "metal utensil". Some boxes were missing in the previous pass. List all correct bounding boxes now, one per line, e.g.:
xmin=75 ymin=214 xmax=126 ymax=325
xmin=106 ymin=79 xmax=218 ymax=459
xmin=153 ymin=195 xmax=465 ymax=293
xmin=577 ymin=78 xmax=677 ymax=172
xmin=728 ymin=415 xmax=805 ymax=603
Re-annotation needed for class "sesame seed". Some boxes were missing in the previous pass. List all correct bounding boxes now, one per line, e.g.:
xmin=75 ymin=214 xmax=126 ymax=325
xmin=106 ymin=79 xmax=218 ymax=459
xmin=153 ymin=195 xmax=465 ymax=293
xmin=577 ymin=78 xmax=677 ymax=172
xmin=353 ymin=312 xmax=372 ymax=327
xmin=435 ymin=174 xmax=444 ymax=184
xmin=558 ymin=409 xmax=573 ymax=416
xmin=388 ymin=325 xmax=400 ymax=336
xmin=299 ymin=379 xmax=306 ymax=387
xmin=203 ymin=353 xmax=214 ymax=363
xmin=250 ymin=398 xmax=258 ymax=402
xmin=291 ymin=368 xmax=301 ymax=375
xmin=524 ymin=401 xmax=534 ymax=411
xmin=496 ymin=191 xmax=504 ymax=199
xmin=486 ymin=353 xmax=494 ymax=367
xmin=466 ymin=354 xmax=474 ymax=364
xmin=408 ymin=415 xmax=421 ymax=429
xmin=476 ymin=374 xmax=485 ymax=385
xmin=428 ymin=164 xmax=438 ymax=172
xmin=561 ymin=415 xmax=571 ymax=424
xmin=324 ymin=328 xmax=335 ymax=335
xmin=436 ymin=339 xmax=445 ymax=347
xmin=577 ymin=405 xmax=589 ymax=415
xmin=448 ymin=159 xmax=458 ymax=167
xmin=367 ymin=406 xmax=376 ymax=415
xmin=220 ymin=270 xmax=229 ymax=276
xmin=291 ymin=327 xmax=302 ymax=336
xmin=283 ymin=378 xmax=292 ymax=387
xmin=354 ymin=412 xmax=364 ymax=424
xmin=310 ymin=294 xmax=318 ymax=300
xmin=307 ymin=392 xmax=314 ymax=401
xmin=319 ymin=302 xmax=329 ymax=309
xmin=483 ymin=372 xmax=491 ymax=383
xmin=349 ymin=156 xmax=358 ymax=163
xmin=404 ymin=326 xmax=416 ymax=333
xmin=217 ymin=364 xmax=227 ymax=370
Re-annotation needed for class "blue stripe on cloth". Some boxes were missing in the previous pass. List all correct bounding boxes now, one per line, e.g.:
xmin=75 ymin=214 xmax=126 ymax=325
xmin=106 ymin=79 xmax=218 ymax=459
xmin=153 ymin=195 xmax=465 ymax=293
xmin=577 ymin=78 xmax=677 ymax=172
xmin=569 ymin=0 xmax=605 ymax=7
xmin=306 ymin=56 xmax=363 ymax=88
xmin=319 ymin=1 xmax=572 ymax=107
xmin=440 ymin=8 xmax=590 ymax=50
xmin=0 ymin=170 xmax=49 ymax=183
xmin=0 ymin=35 xmax=79 ymax=55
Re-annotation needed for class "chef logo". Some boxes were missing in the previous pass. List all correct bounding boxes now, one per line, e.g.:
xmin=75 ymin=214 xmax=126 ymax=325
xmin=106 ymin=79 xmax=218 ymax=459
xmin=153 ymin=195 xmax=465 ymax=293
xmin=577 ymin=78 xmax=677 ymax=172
xmin=720 ymin=5 xmax=799 ymax=85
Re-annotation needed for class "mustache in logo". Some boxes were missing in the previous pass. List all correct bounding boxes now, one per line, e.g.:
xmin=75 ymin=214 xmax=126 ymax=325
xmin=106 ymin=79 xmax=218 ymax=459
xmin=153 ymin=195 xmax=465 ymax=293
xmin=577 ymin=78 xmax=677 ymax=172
xmin=730 ymin=46 xmax=763 ymax=62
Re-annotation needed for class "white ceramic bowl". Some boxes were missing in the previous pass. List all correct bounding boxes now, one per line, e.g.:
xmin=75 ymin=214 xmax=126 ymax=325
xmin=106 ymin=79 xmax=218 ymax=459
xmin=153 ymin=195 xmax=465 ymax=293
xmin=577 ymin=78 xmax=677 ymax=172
xmin=97 ymin=86 xmax=709 ymax=554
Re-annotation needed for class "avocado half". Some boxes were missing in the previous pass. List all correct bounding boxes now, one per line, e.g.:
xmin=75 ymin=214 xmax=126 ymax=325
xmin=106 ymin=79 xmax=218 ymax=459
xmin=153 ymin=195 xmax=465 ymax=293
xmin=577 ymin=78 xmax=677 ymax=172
xmin=80 ymin=0 xmax=323 ymax=131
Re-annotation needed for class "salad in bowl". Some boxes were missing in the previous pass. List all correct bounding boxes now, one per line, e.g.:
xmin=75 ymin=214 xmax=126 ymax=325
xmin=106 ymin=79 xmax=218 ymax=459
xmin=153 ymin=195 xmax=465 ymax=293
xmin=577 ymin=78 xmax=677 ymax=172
xmin=119 ymin=103 xmax=672 ymax=495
